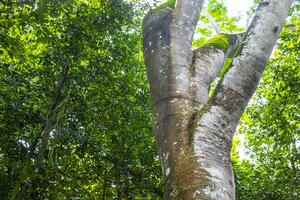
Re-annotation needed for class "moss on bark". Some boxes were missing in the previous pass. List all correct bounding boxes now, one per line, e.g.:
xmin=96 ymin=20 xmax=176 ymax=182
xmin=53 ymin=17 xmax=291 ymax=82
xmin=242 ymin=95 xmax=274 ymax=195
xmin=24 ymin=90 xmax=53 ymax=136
xmin=203 ymin=34 xmax=229 ymax=49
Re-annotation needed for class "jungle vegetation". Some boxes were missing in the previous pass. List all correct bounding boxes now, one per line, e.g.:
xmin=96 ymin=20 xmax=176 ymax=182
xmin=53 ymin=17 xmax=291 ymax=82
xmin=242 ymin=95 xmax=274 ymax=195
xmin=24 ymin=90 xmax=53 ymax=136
xmin=0 ymin=0 xmax=299 ymax=199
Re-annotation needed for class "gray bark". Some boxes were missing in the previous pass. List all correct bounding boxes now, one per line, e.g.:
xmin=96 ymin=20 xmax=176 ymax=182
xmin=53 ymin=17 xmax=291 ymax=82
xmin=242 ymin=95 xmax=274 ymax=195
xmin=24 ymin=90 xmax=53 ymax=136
xmin=143 ymin=0 xmax=293 ymax=199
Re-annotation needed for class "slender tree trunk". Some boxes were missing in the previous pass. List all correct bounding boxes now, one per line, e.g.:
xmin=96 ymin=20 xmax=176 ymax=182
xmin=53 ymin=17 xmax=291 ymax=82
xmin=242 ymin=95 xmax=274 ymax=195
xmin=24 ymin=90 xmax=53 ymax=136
xmin=36 ymin=62 xmax=69 ymax=169
xmin=142 ymin=0 xmax=293 ymax=199
xmin=9 ymin=62 xmax=69 ymax=200
xmin=203 ymin=8 xmax=221 ymax=34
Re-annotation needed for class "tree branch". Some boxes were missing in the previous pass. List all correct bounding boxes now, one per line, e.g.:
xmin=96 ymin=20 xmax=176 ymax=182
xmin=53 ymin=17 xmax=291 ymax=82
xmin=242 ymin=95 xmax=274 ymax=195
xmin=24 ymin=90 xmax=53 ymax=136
xmin=35 ymin=62 xmax=69 ymax=169
xmin=213 ymin=0 xmax=294 ymax=118
xmin=171 ymin=0 xmax=205 ymax=49
xmin=203 ymin=8 xmax=221 ymax=34
xmin=143 ymin=0 xmax=206 ymax=106
xmin=162 ymin=0 xmax=205 ymax=102
xmin=191 ymin=33 xmax=244 ymax=104
xmin=143 ymin=8 xmax=173 ymax=106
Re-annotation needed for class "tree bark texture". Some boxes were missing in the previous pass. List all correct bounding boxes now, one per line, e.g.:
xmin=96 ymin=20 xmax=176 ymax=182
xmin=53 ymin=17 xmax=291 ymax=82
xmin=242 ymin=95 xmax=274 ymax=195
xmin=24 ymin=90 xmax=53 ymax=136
xmin=142 ymin=0 xmax=293 ymax=199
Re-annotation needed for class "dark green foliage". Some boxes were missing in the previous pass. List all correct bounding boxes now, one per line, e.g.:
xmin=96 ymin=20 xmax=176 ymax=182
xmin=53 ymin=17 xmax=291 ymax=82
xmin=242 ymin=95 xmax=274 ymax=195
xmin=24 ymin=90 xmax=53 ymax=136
xmin=0 ymin=0 xmax=162 ymax=199
xmin=193 ymin=0 xmax=244 ymax=47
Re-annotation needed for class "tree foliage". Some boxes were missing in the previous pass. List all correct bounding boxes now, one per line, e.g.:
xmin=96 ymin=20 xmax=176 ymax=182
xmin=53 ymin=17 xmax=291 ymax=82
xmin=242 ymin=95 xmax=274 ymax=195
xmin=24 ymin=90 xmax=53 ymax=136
xmin=0 ymin=0 xmax=162 ymax=199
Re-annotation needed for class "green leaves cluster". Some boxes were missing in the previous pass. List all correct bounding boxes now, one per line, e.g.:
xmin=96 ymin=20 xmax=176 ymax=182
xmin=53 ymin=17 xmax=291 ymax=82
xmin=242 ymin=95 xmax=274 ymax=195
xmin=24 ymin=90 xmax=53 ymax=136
xmin=193 ymin=0 xmax=244 ymax=47
xmin=0 ymin=0 xmax=162 ymax=199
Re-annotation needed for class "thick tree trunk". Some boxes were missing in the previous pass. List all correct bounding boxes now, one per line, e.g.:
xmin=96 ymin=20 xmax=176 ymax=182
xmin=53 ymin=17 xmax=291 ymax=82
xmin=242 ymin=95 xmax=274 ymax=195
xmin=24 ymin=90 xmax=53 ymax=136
xmin=143 ymin=0 xmax=293 ymax=199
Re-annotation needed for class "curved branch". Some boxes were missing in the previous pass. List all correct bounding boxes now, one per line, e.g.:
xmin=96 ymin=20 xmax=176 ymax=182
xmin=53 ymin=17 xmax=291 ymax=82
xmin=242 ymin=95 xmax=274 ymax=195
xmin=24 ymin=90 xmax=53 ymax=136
xmin=213 ymin=0 xmax=294 ymax=118
xmin=190 ymin=33 xmax=244 ymax=104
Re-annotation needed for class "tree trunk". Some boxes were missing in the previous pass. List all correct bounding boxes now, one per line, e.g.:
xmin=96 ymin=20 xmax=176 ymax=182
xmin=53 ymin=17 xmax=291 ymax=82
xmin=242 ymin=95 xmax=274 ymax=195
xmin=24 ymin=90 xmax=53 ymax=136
xmin=142 ymin=0 xmax=293 ymax=199
xmin=36 ymin=62 xmax=69 ymax=169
